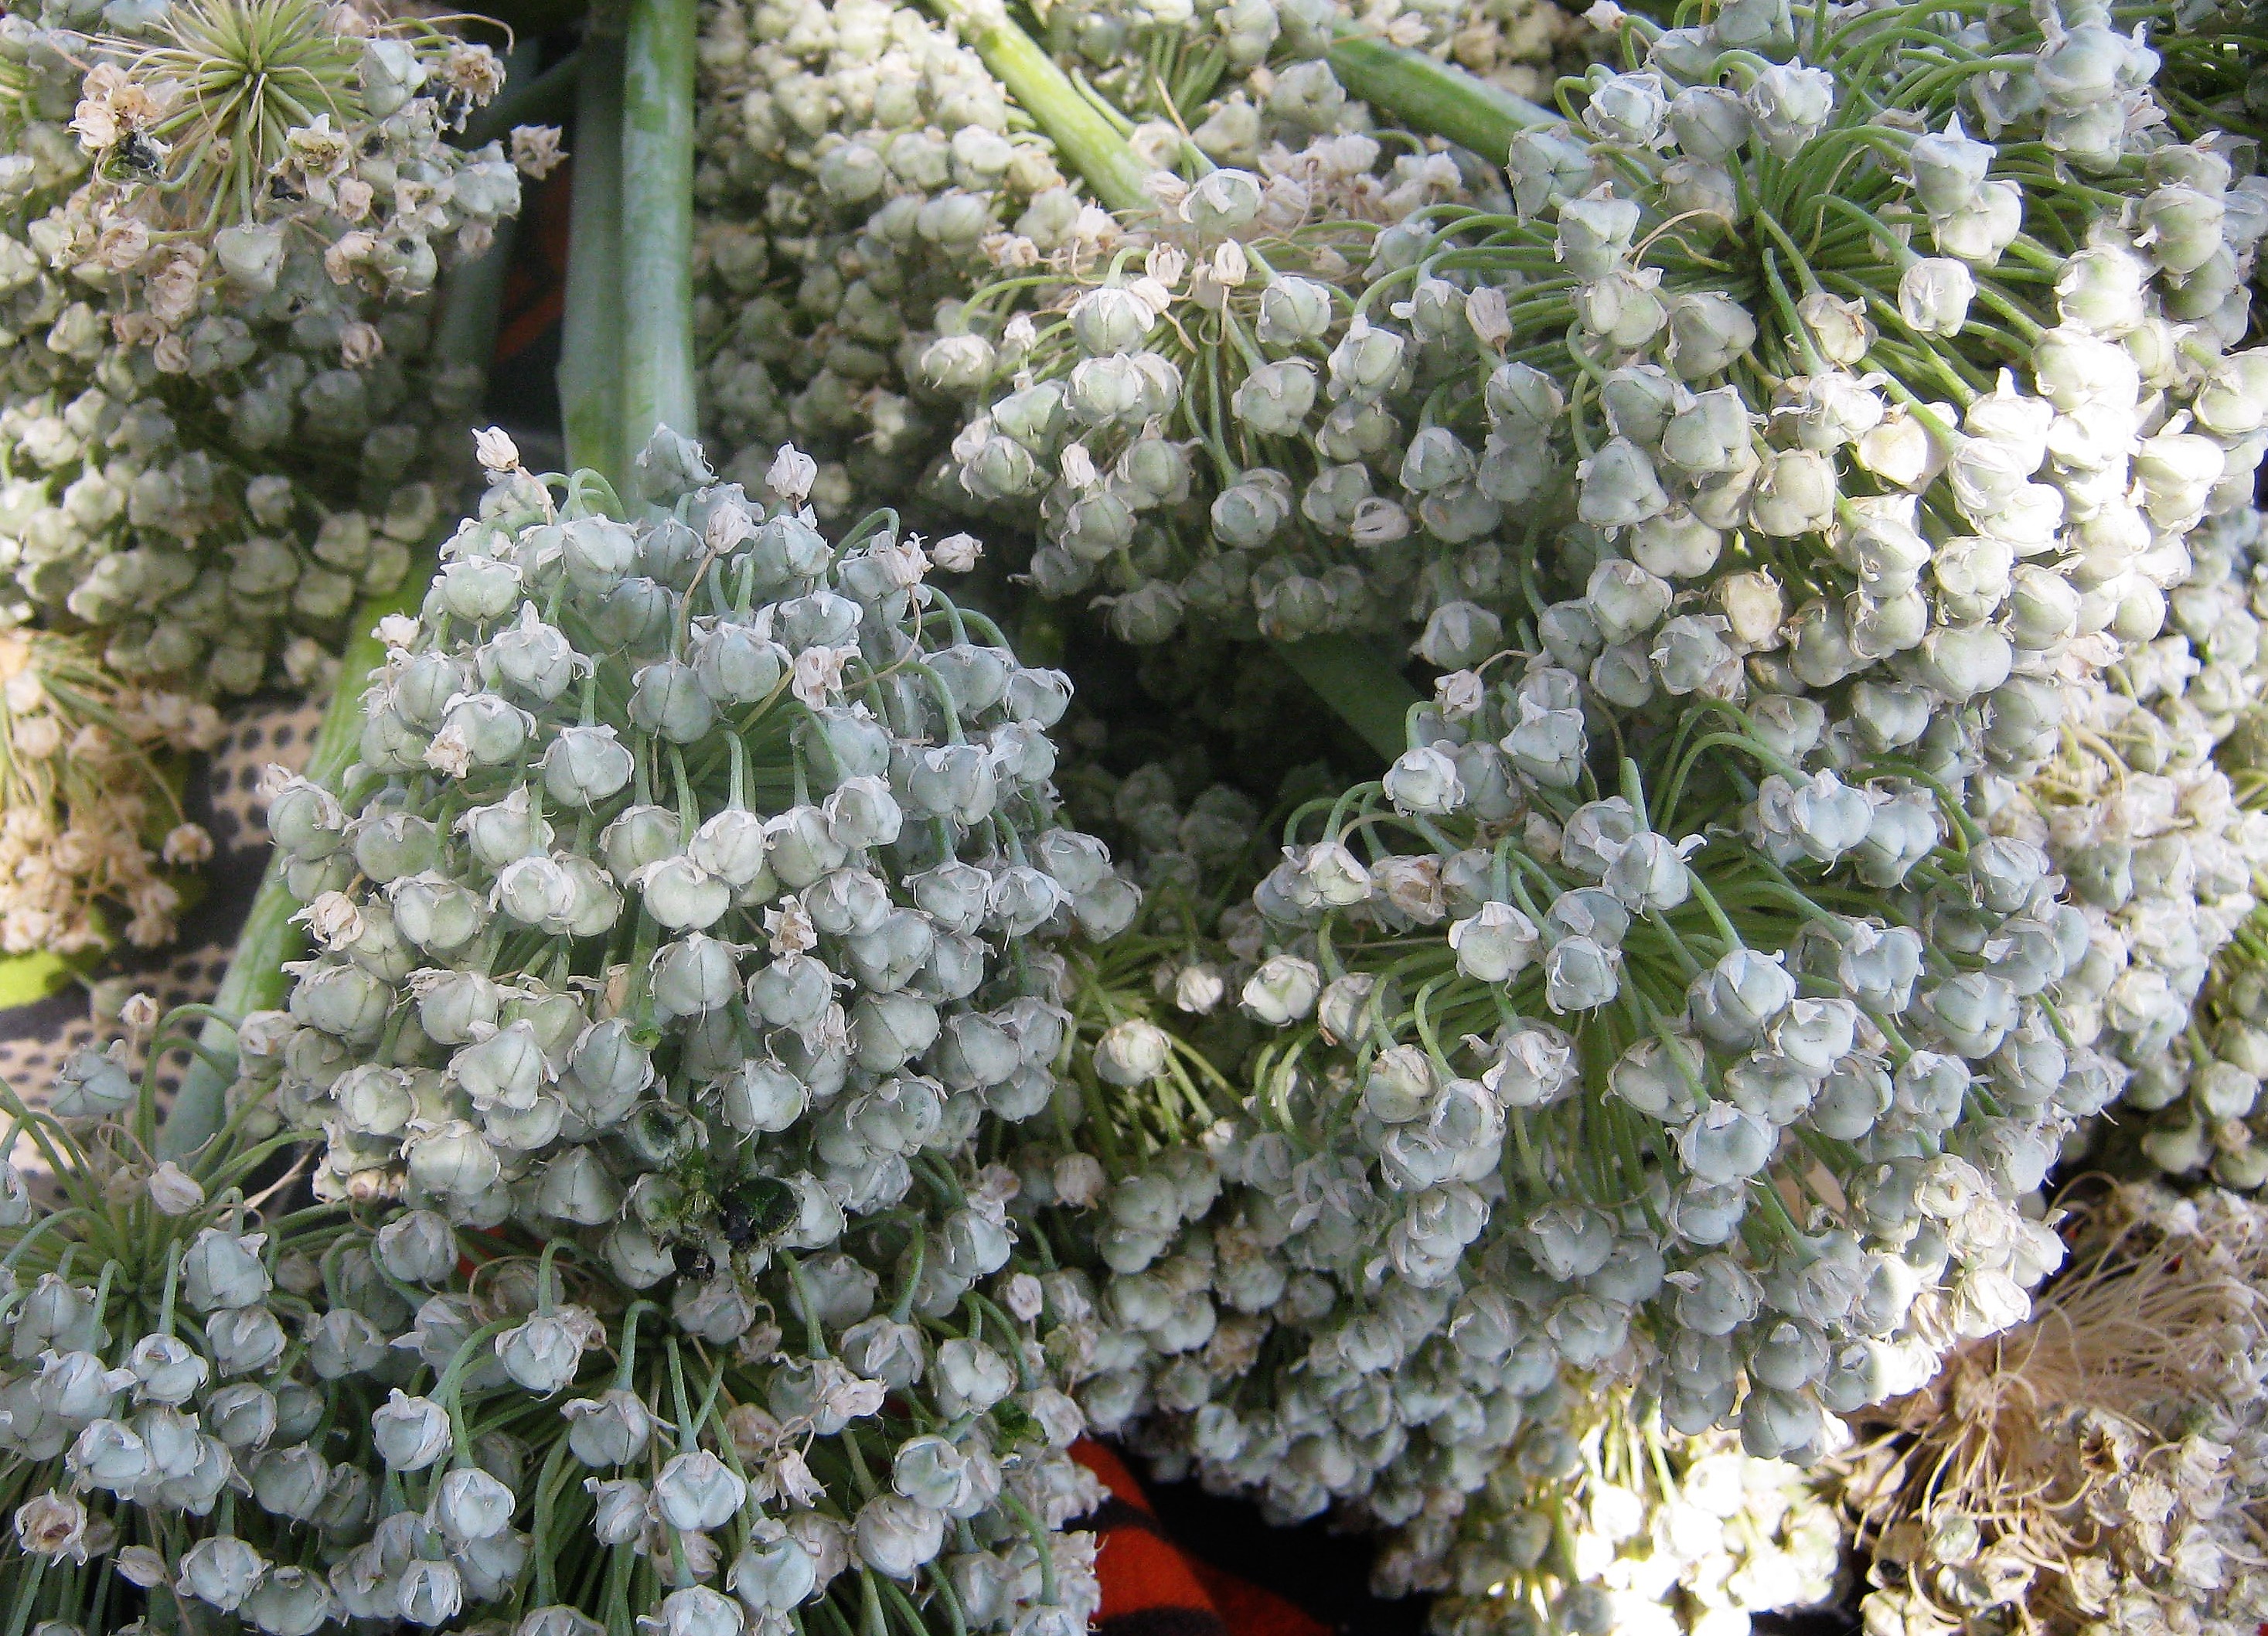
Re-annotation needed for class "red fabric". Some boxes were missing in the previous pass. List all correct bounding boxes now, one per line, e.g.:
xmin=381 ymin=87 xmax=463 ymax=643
xmin=1098 ymin=1524 xmax=1230 ymax=1622
xmin=1073 ymin=1440 xmax=1332 ymax=1636
xmin=1189 ymin=1564 xmax=1330 ymax=1636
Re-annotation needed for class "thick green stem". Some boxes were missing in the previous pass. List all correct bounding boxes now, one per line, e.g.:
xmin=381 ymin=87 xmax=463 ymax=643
xmin=1272 ymin=636 xmax=1422 ymax=764
xmin=619 ymin=0 xmax=700 ymax=472
xmin=560 ymin=12 xmax=628 ymax=486
xmin=925 ymin=0 xmax=1155 ymax=214
xmin=1326 ymin=38 xmax=1558 ymax=162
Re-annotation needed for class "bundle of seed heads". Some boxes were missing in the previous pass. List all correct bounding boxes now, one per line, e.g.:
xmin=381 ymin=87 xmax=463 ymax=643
xmin=64 ymin=0 xmax=531 ymax=325
xmin=1840 ymin=1183 xmax=2268 ymax=1636
xmin=0 ymin=0 xmax=546 ymax=697
xmin=2010 ymin=504 xmax=2268 ymax=1192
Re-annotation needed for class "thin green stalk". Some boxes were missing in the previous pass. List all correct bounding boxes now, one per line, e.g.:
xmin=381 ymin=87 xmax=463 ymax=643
xmin=921 ymin=0 xmax=1154 ymax=213
xmin=561 ymin=9 xmax=628 ymax=486
xmin=620 ymin=0 xmax=699 ymax=474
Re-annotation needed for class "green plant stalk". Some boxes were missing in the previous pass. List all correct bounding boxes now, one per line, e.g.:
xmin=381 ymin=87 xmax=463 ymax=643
xmin=1326 ymin=37 xmax=1558 ymax=162
xmin=157 ymin=231 xmax=520 ymax=1157
xmin=619 ymin=0 xmax=699 ymax=472
xmin=560 ymin=11 xmax=627 ymax=485
xmin=923 ymin=0 xmax=1153 ymax=213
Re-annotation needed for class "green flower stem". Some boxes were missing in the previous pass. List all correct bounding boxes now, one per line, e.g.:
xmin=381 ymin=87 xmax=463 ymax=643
xmin=923 ymin=0 xmax=1153 ymax=214
xmin=666 ymin=1338 xmax=697 ymax=1452
xmin=561 ymin=9 xmax=628 ymax=486
xmin=531 ymin=1430 xmax=581 ymax=1606
xmin=1324 ymin=36 xmax=1557 ymax=163
xmin=620 ymin=0 xmax=699 ymax=472
xmin=4 ymin=1555 xmax=46 ymax=1636
xmin=860 ymin=1570 xmax=888 ymax=1636
xmin=1000 ymin=1492 xmax=1061 ymax=1607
